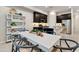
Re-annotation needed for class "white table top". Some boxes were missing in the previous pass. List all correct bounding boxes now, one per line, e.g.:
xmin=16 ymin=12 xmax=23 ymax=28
xmin=19 ymin=31 xmax=61 ymax=52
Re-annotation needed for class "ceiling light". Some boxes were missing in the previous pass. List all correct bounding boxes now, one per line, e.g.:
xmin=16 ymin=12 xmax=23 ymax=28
xmin=50 ymin=11 xmax=55 ymax=15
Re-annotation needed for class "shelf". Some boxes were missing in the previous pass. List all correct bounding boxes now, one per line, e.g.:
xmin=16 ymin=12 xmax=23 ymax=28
xmin=6 ymin=13 xmax=25 ymax=41
xmin=6 ymin=31 xmax=19 ymax=35
xmin=12 ymin=19 xmax=24 ymax=22
xmin=11 ymin=26 xmax=24 ymax=29
xmin=6 ymin=32 xmax=11 ymax=35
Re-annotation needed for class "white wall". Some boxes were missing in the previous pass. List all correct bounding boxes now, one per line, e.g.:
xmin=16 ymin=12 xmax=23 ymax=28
xmin=71 ymin=9 xmax=75 ymax=35
xmin=72 ymin=10 xmax=79 ymax=34
xmin=48 ymin=11 xmax=56 ymax=28
xmin=0 ymin=7 xmax=10 ymax=43
xmin=16 ymin=9 xmax=33 ymax=31
xmin=0 ymin=13 xmax=6 ymax=42
xmin=61 ymin=9 xmax=79 ymax=35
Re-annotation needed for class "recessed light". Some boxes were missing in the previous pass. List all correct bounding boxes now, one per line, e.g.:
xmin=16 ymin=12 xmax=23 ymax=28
xmin=50 ymin=11 xmax=56 ymax=15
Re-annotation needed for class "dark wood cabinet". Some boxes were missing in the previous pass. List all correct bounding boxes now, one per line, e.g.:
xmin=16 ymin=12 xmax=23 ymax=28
xmin=33 ymin=12 xmax=47 ymax=23
xmin=56 ymin=13 xmax=71 ymax=23
xmin=40 ymin=14 xmax=47 ymax=23
xmin=33 ymin=12 xmax=40 ymax=23
xmin=56 ymin=16 xmax=62 ymax=23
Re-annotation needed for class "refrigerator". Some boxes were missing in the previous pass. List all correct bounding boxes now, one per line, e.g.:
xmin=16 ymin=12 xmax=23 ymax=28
xmin=62 ymin=20 xmax=71 ymax=34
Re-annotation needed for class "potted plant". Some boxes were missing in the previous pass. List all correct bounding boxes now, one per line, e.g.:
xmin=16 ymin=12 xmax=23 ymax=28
xmin=11 ymin=22 xmax=16 ymax=26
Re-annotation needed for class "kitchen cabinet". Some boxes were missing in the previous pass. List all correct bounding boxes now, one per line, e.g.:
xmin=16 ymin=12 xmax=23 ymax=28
xmin=33 ymin=12 xmax=47 ymax=23
xmin=56 ymin=13 xmax=71 ymax=23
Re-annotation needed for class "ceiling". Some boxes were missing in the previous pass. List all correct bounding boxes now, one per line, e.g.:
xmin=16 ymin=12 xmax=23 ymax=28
xmin=33 ymin=6 xmax=70 ymax=12
xmin=8 ymin=6 xmax=79 ymax=15
xmin=33 ymin=6 xmax=79 ymax=13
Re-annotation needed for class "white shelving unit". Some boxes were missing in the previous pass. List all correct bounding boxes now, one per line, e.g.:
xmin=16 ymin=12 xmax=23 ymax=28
xmin=6 ymin=13 xmax=25 ymax=41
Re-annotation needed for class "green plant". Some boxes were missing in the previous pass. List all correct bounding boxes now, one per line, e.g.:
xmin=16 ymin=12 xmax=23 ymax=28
xmin=31 ymin=29 xmax=37 ymax=32
xmin=31 ymin=29 xmax=43 ymax=32
xmin=11 ymin=22 xmax=16 ymax=26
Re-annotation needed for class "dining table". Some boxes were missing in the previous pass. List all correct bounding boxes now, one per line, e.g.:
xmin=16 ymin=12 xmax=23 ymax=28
xmin=18 ymin=31 xmax=61 ymax=52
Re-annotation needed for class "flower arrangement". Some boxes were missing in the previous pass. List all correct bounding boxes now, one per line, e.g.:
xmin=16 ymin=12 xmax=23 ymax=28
xmin=30 ymin=29 xmax=43 ymax=37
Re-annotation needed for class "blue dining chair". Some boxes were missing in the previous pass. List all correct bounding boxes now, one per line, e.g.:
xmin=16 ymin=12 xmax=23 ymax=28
xmin=11 ymin=35 xmax=38 ymax=52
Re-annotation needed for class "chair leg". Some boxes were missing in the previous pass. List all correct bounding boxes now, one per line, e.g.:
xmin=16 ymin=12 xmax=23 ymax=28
xmin=39 ymin=49 xmax=42 ymax=52
xmin=15 ymin=46 xmax=20 ymax=52
xmin=12 ymin=44 xmax=14 ymax=52
xmin=60 ymin=40 xmax=61 ymax=46
xmin=60 ymin=49 xmax=62 ymax=52
xmin=72 ymin=48 xmax=77 ymax=52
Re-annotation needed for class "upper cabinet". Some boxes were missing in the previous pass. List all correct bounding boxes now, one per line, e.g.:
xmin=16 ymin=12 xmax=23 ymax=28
xmin=33 ymin=12 xmax=47 ymax=23
xmin=56 ymin=13 xmax=71 ymax=23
